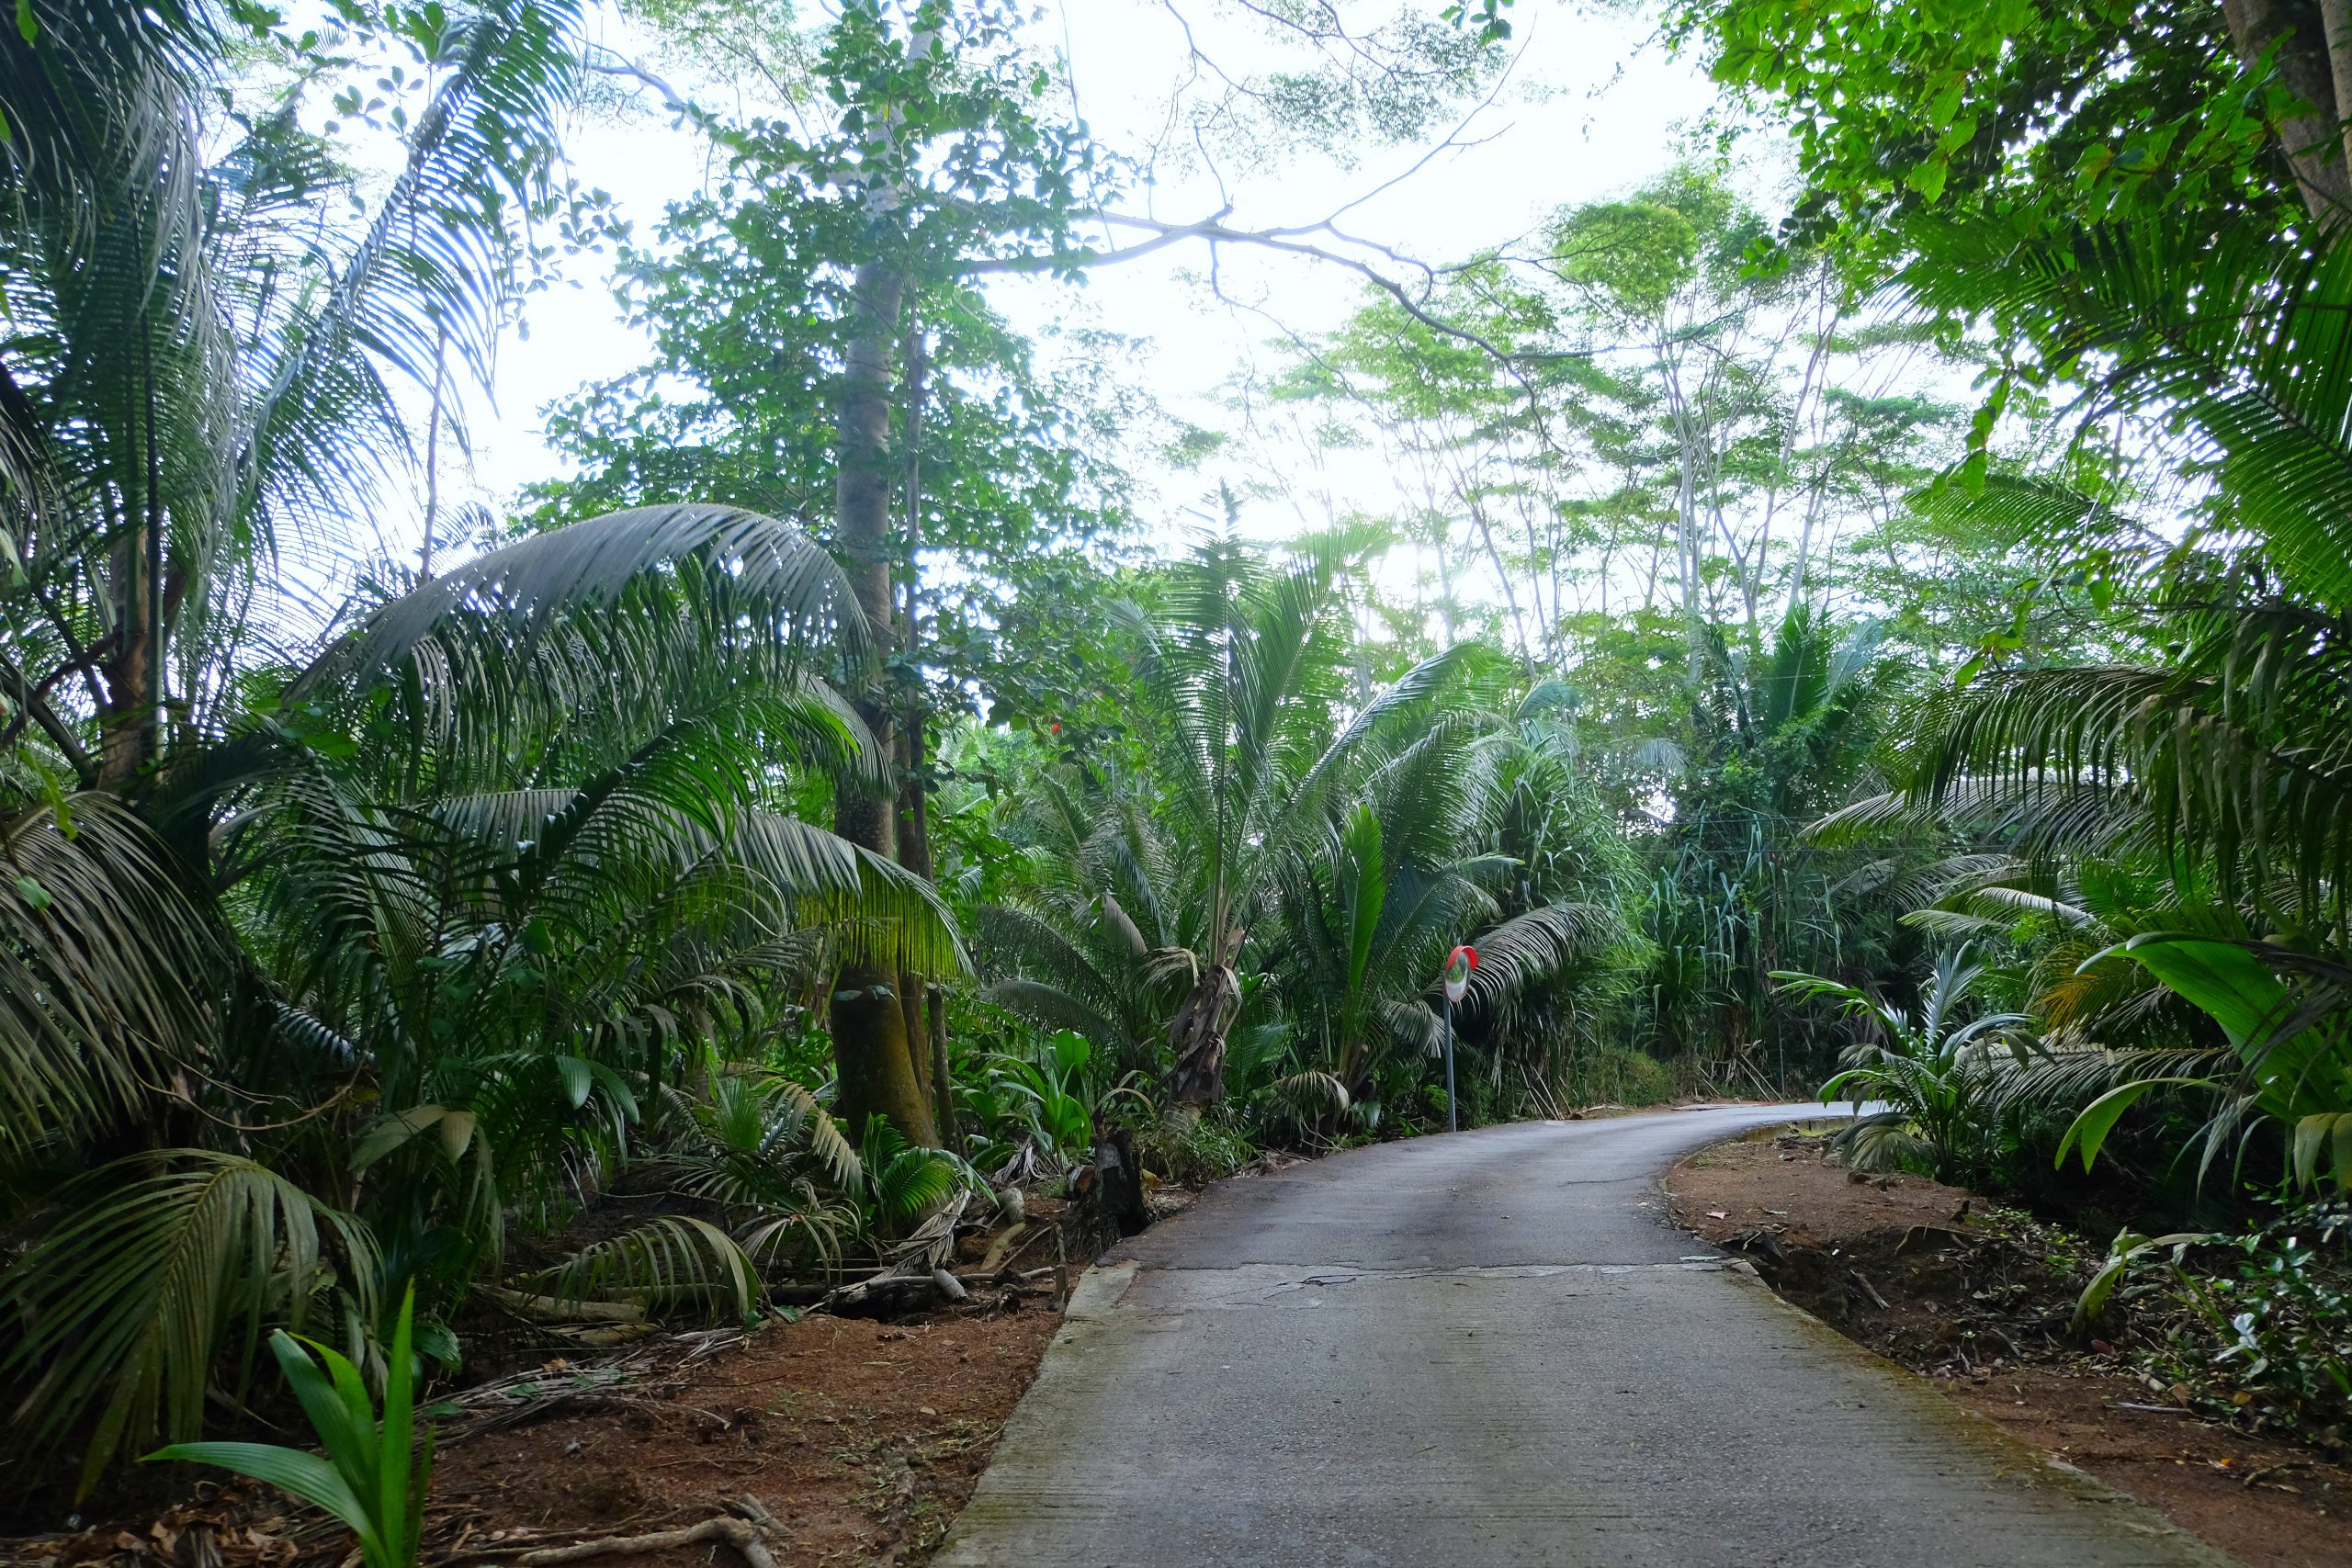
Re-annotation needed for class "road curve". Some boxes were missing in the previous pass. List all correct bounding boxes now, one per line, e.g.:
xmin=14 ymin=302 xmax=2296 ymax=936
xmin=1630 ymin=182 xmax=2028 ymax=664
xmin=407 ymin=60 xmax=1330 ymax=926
xmin=937 ymin=1104 xmax=2233 ymax=1568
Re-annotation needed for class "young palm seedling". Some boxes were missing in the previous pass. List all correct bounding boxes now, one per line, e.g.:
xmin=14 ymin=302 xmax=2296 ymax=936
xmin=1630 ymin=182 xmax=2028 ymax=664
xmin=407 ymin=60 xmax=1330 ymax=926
xmin=147 ymin=1288 xmax=431 ymax=1568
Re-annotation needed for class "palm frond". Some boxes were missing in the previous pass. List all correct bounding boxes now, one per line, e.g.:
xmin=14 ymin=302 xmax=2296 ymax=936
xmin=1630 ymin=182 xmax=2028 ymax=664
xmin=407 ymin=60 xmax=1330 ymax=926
xmin=305 ymin=505 xmax=864 ymax=708
xmin=0 ymin=796 xmax=230 ymax=1156
xmin=1901 ymin=220 xmax=2352 ymax=609
xmin=1903 ymin=600 xmax=2352 ymax=927
xmin=978 ymin=978 xmax=1136 ymax=1055
xmin=1459 ymin=901 xmax=1630 ymax=1014
xmin=729 ymin=811 xmax=965 ymax=977
xmin=534 ymin=1215 xmax=757 ymax=1320
xmin=0 ymin=1152 xmax=373 ymax=1495
xmin=1263 ymin=1069 xmax=1351 ymax=1116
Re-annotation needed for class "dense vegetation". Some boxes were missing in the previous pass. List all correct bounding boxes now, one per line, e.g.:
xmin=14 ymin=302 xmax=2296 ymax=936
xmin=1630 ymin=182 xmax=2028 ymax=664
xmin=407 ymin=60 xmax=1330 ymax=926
xmin=2 ymin=0 xmax=2346 ymax=1519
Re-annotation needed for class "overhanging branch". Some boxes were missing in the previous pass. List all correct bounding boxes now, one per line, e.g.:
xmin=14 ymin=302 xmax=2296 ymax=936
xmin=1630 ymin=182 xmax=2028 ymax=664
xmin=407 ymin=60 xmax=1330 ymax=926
xmin=967 ymin=210 xmax=1584 ymax=374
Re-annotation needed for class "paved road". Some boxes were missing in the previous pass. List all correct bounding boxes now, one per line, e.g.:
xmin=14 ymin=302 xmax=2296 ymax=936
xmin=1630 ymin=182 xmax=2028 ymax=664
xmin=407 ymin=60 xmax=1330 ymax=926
xmin=937 ymin=1105 xmax=2234 ymax=1568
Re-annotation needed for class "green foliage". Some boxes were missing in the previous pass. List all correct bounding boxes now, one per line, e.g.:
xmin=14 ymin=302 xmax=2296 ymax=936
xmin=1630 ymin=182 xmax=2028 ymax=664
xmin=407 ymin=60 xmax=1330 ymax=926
xmin=0 ymin=0 xmax=585 ymax=795
xmin=1643 ymin=606 xmax=1909 ymax=1084
xmin=148 ymin=1288 xmax=432 ymax=1568
xmin=2095 ymin=1201 xmax=2352 ymax=1450
xmin=1569 ymin=1048 xmax=1679 ymax=1110
xmin=991 ymin=531 xmax=1484 ymax=1107
xmin=522 ymin=0 xmax=1127 ymax=736
xmin=535 ymin=1216 xmax=758 ymax=1323
xmin=988 ymin=1032 xmax=1102 ymax=1157
xmin=973 ymin=767 xmax=1189 ymax=1075
xmin=2072 ymin=1228 xmax=2212 ymax=1338
xmin=853 ymin=1115 xmax=973 ymax=1238
xmin=4 ymin=501 xmax=955 ymax=1484
xmin=664 ymin=1070 xmax=861 ymax=1269
xmin=0 ymin=797 xmax=232 ymax=1162
xmin=3 ymin=1153 xmax=371 ymax=1495
xmin=1787 ymin=947 xmax=2030 ymax=1182
xmin=1659 ymin=0 xmax=2299 ymax=269
xmin=1898 ymin=222 xmax=2352 ymax=614
xmin=973 ymin=530 xmax=1658 ymax=1131
xmin=1840 ymin=215 xmax=2352 ymax=1198
xmin=2048 ymin=936 xmax=2352 ymax=1192
xmin=1137 ymin=1110 xmax=1260 ymax=1188
xmin=32 ymin=0 xmax=2352 ymax=1516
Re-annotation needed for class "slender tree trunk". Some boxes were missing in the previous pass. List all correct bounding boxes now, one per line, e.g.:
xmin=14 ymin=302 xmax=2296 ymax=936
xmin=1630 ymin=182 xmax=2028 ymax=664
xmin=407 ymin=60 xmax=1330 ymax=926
xmin=830 ymin=257 xmax=937 ymax=1148
xmin=897 ymin=726 xmax=934 ymax=1111
xmin=2327 ymin=0 xmax=2352 ymax=179
xmin=1464 ymin=489 xmax=1531 ymax=667
xmin=928 ymin=983 xmax=956 ymax=1147
xmin=420 ymin=326 xmax=447 ymax=581
xmin=893 ymin=327 xmax=959 ymax=1148
xmin=96 ymin=527 xmax=153 ymax=792
xmin=1660 ymin=348 xmax=1707 ymax=684
xmin=98 ymin=344 xmax=162 ymax=793
xmin=895 ymin=710 xmax=959 ymax=1141
xmin=2224 ymin=0 xmax=2352 ymax=225
xmin=1169 ymin=927 xmax=1243 ymax=1108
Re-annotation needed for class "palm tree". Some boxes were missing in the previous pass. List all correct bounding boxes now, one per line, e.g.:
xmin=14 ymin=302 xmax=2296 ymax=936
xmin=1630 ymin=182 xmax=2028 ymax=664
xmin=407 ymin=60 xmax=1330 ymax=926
xmin=2 ymin=507 xmax=966 ymax=1494
xmin=1831 ymin=218 xmax=2352 ymax=1189
xmin=975 ymin=764 xmax=1190 ymax=1075
xmin=1 ymin=0 xmax=582 ymax=795
xmin=1455 ymin=692 xmax=1650 ymax=1106
xmin=0 ymin=0 xmax=980 ymax=1498
xmin=1778 ymin=946 xmax=2030 ymax=1182
xmin=1649 ymin=604 xmax=1892 ymax=1080
xmin=1268 ymin=714 xmax=1634 ymax=1121
xmin=980 ymin=677 xmax=1641 ymax=1132
xmin=2 ymin=0 xmax=587 ymax=1179
xmin=1108 ymin=535 xmax=1472 ymax=1107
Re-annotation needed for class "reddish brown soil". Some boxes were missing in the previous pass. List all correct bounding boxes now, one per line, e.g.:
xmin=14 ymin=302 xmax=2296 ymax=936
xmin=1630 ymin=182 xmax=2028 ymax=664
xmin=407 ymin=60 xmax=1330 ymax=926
xmin=1668 ymin=1134 xmax=2352 ymax=1568
xmin=7 ymin=1297 xmax=1063 ymax=1568
xmin=427 ymin=1305 xmax=1056 ymax=1567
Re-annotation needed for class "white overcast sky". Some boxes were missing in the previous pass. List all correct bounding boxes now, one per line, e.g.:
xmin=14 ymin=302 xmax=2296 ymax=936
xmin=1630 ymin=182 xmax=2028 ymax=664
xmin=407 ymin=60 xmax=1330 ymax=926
xmin=422 ymin=0 xmax=1727 ymax=558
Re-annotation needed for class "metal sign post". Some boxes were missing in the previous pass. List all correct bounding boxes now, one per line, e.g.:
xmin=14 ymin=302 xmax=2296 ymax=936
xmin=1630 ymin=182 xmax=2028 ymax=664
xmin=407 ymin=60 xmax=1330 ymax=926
xmin=1442 ymin=944 xmax=1476 ymax=1134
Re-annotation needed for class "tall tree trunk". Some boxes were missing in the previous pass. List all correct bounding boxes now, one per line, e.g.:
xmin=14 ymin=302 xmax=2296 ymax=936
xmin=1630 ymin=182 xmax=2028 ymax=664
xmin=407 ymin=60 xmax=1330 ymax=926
xmin=98 ymin=344 xmax=163 ymax=794
xmin=928 ymin=983 xmax=956 ymax=1148
xmin=897 ymin=723 xmax=934 ymax=1111
xmin=2224 ymin=0 xmax=2352 ymax=226
xmin=1658 ymin=345 xmax=1710 ymax=685
xmin=95 ymin=526 xmax=153 ymax=792
xmin=830 ymin=257 xmax=937 ymax=1148
xmin=897 ymin=714 xmax=957 ymax=1137
xmin=2322 ymin=0 xmax=2352 ymax=184
xmin=1168 ymin=929 xmax=1243 ymax=1108
xmin=894 ymin=326 xmax=958 ymax=1148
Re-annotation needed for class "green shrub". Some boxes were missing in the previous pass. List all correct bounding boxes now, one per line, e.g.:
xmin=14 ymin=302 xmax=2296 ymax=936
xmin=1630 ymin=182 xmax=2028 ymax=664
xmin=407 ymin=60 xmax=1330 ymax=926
xmin=1602 ymin=1048 xmax=1678 ymax=1108
xmin=1139 ymin=1111 xmax=1258 ymax=1187
xmin=2100 ymin=1199 xmax=2351 ymax=1453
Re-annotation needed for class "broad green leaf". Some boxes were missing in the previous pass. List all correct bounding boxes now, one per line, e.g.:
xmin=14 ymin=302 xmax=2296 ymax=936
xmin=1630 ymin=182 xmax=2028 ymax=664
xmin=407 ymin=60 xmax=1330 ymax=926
xmin=435 ymin=1110 xmax=476 ymax=1161
xmin=144 ymin=1443 xmax=375 ymax=1547
xmin=2291 ymin=1111 xmax=2352 ymax=1190
xmin=2118 ymin=937 xmax=2289 ymax=1050
xmin=2056 ymin=1077 xmax=2213 ymax=1172
xmin=353 ymin=1106 xmax=447 ymax=1171
xmin=270 ymin=1333 xmax=377 ymax=1483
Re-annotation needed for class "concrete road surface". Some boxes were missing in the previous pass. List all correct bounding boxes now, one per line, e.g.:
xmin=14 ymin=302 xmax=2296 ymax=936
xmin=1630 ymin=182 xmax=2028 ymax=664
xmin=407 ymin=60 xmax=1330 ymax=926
xmin=936 ymin=1104 xmax=2234 ymax=1568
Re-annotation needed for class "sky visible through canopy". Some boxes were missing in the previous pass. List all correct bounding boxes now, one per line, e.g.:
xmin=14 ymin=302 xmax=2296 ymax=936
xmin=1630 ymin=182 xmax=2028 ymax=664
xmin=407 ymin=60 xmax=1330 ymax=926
xmin=436 ymin=0 xmax=1720 ymax=564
